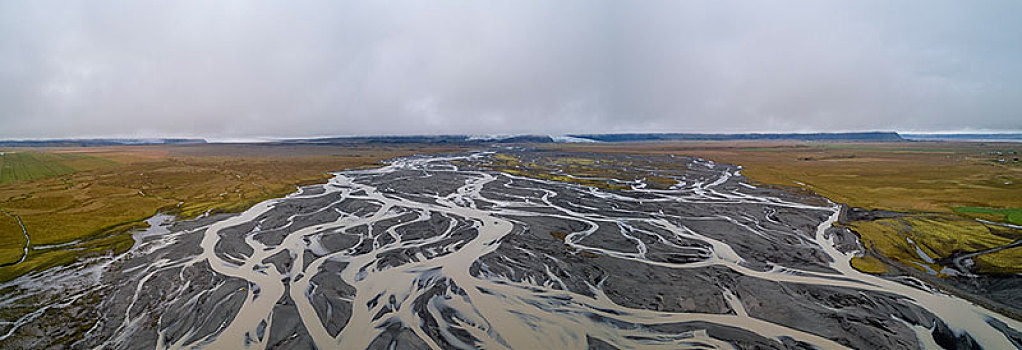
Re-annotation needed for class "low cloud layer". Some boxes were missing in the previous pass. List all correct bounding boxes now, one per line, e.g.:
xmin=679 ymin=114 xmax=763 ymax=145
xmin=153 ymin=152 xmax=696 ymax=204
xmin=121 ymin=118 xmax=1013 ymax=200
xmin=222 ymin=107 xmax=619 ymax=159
xmin=1 ymin=1 xmax=1020 ymax=138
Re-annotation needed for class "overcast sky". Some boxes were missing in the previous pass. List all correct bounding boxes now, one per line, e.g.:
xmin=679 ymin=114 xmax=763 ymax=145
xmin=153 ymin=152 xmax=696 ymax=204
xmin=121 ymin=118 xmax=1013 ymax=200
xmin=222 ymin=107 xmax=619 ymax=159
xmin=1 ymin=1 xmax=1020 ymax=139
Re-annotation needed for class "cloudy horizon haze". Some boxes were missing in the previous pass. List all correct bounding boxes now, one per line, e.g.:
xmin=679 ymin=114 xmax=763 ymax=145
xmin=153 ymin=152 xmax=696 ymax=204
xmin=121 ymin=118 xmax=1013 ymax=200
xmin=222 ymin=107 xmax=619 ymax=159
xmin=2 ymin=0 xmax=1020 ymax=139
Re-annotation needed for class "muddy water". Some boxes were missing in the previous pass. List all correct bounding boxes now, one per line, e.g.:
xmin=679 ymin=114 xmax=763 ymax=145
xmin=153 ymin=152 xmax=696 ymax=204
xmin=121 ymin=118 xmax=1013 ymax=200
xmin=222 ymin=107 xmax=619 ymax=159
xmin=1 ymin=152 xmax=1019 ymax=349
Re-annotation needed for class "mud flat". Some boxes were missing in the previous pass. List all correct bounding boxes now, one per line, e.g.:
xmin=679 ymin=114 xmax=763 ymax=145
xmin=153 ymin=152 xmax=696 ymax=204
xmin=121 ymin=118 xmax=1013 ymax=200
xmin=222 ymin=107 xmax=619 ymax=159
xmin=0 ymin=151 xmax=1019 ymax=349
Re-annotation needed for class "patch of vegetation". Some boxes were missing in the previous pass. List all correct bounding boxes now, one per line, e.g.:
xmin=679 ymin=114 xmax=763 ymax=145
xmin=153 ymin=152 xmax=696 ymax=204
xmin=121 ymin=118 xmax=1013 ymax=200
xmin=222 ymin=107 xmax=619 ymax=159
xmin=850 ymin=255 xmax=888 ymax=274
xmin=847 ymin=216 xmax=1021 ymax=275
xmin=0 ymin=151 xmax=116 ymax=184
xmin=0 ymin=212 xmax=24 ymax=265
xmin=548 ymin=157 xmax=598 ymax=165
xmin=487 ymin=153 xmax=631 ymax=190
xmin=502 ymin=168 xmax=631 ymax=190
xmin=644 ymin=176 xmax=678 ymax=189
xmin=973 ymin=246 xmax=1022 ymax=274
xmin=955 ymin=207 xmax=1022 ymax=226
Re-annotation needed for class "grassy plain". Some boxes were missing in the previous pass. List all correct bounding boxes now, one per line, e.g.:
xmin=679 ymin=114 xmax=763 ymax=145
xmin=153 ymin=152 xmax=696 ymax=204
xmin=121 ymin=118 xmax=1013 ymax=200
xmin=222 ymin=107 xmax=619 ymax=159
xmin=554 ymin=141 xmax=1022 ymax=275
xmin=0 ymin=151 xmax=116 ymax=184
xmin=0 ymin=144 xmax=463 ymax=281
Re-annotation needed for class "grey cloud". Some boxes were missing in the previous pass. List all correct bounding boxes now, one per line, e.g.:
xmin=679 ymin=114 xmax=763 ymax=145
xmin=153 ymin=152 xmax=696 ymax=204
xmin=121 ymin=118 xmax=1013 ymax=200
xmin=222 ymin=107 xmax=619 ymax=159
xmin=1 ymin=0 xmax=1020 ymax=138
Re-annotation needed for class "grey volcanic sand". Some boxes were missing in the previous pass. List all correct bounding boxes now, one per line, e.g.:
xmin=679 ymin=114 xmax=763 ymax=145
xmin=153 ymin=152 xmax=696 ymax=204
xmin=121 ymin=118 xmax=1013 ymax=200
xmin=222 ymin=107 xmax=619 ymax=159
xmin=0 ymin=152 xmax=1019 ymax=350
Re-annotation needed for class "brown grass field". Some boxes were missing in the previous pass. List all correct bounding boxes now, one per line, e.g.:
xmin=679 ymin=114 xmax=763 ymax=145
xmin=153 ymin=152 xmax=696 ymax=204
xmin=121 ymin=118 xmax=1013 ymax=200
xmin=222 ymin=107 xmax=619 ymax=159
xmin=552 ymin=141 xmax=1022 ymax=275
xmin=0 ymin=143 xmax=464 ymax=282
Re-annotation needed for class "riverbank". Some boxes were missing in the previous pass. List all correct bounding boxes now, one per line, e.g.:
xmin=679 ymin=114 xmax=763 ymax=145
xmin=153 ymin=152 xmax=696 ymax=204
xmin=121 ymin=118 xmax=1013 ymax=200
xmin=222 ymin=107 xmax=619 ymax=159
xmin=0 ymin=143 xmax=466 ymax=282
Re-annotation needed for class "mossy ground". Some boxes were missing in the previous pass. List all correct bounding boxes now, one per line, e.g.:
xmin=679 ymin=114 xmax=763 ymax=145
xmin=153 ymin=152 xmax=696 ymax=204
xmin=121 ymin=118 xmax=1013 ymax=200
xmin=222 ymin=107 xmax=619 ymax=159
xmin=0 ymin=212 xmax=24 ymax=264
xmin=850 ymin=255 xmax=888 ymax=274
xmin=847 ymin=216 xmax=1021 ymax=275
xmin=955 ymin=206 xmax=1022 ymax=226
